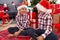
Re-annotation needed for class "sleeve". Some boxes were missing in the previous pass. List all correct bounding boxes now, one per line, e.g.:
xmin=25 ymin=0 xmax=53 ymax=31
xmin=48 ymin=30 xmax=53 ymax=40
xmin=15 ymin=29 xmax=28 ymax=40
xmin=16 ymin=16 xmax=24 ymax=30
xmin=26 ymin=16 xmax=30 ymax=27
xmin=41 ymin=15 xmax=52 ymax=38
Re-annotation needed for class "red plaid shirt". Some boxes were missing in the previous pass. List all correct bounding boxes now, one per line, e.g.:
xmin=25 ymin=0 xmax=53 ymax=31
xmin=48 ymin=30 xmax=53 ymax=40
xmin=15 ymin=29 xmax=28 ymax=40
xmin=16 ymin=13 xmax=30 ymax=30
xmin=38 ymin=12 xmax=52 ymax=38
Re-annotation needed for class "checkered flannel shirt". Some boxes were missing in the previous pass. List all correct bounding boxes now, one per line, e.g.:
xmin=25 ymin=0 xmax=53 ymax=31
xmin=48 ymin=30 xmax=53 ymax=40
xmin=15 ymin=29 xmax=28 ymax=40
xmin=38 ymin=12 xmax=52 ymax=38
xmin=16 ymin=13 xmax=30 ymax=30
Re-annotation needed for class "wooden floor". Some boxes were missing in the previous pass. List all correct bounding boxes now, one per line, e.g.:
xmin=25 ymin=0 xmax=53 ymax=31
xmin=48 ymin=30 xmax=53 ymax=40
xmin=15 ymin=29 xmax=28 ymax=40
xmin=0 ymin=19 xmax=16 ymax=31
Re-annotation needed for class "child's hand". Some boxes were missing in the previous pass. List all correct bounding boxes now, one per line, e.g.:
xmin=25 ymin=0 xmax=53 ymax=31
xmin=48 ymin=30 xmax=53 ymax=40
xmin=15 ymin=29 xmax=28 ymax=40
xmin=13 ymin=29 xmax=23 ymax=37
xmin=14 ymin=32 xmax=19 ymax=37
xmin=30 ymin=19 xmax=32 ymax=22
xmin=37 ymin=36 xmax=44 ymax=40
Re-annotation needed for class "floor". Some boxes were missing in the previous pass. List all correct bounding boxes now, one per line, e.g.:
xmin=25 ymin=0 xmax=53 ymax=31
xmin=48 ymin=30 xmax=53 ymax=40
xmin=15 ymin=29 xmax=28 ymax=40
xmin=0 ymin=19 xmax=16 ymax=31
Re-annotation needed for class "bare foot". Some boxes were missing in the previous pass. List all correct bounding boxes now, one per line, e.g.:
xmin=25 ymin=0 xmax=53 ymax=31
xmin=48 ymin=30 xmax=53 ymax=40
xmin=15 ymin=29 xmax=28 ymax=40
xmin=7 ymin=34 xmax=14 ymax=38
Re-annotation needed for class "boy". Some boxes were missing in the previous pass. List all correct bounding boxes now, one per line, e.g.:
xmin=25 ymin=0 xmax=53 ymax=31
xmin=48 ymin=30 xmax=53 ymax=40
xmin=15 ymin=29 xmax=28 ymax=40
xmin=8 ymin=4 xmax=37 ymax=38
xmin=31 ymin=0 xmax=58 ymax=40
xmin=29 ymin=1 xmax=58 ymax=40
xmin=8 ymin=4 xmax=30 ymax=37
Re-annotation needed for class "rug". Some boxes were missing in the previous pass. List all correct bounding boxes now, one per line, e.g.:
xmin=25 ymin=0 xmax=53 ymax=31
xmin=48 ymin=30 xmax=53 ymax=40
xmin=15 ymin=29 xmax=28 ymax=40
xmin=0 ymin=30 xmax=60 ymax=40
xmin=0 ymin=30 xmax=30 ymax=40
xmin=0 ymin=30 xmax=15 ymax=40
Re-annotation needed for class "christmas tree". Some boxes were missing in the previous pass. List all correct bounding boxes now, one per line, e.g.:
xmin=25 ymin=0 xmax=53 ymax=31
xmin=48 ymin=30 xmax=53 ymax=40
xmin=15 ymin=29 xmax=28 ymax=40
xmin=49 ymin=0 xmax=56 ymax=4
xmin=31 ymin=0 xmax=41 ymax=7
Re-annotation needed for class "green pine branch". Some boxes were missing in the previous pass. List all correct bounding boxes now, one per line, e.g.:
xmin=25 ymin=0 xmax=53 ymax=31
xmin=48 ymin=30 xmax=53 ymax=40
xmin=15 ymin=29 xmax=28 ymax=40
xmin=31 ymin=0 xmax=41 ymax=7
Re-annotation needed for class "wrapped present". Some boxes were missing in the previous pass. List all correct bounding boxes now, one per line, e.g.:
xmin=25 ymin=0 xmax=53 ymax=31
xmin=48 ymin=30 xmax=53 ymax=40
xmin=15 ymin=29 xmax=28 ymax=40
xmin=53 ymin=14 xmax=60 ymax=24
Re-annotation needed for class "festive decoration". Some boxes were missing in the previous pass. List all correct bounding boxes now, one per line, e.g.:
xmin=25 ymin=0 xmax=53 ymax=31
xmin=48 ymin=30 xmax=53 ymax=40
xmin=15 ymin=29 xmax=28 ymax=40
xmin=49 ymin=0 xmax=57 ymax=4
xmin=11 ymin=1 xmax=15 ymax=5
xmin=31 ymin=0 xmax=41 ymax=7
xmin=36 ymin=0 xmax=52 ymax=13
xmin=4 ymin=3 xmax=7 ymax=7
xmin=17 ymin=4 xmax=28 ymax=11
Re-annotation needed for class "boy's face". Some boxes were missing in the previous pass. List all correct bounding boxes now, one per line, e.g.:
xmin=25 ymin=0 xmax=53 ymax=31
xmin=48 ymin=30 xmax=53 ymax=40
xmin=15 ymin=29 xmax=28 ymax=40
xmin=37 ymin=8 xmax=45 ymax=14
xmin=19 ymin=7 xmax=27 ymax=14
xmin=38 ymin=9 xmax=43 ymax=14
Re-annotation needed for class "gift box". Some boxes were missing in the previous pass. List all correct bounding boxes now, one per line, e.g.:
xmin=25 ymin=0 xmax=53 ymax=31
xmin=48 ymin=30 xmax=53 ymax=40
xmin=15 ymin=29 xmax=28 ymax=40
xmin=54 ymin=9 xmax=60 ymax=14
xmin=53 ymin=14 xmax=60 ymax=24
xmin=55 ymin=4 xmax=60 ymax=9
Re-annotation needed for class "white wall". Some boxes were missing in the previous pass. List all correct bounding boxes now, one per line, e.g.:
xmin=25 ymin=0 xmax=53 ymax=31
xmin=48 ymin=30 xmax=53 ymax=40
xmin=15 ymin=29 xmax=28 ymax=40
xmin=56 ymin=0 xmax=60 ymax=4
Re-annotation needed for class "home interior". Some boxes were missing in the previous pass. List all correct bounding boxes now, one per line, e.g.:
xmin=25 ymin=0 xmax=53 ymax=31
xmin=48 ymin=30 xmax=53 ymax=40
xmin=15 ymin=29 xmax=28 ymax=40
xmin=0 ymin=0 xmax=60 ymax=40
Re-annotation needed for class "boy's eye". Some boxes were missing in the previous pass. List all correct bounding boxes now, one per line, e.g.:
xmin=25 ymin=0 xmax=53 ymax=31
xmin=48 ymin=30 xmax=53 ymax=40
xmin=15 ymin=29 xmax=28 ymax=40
xmin=22 ymin=8 xmax=27 ymax=10
xmin=23 ymin=8 xmax=26 ymax=10
xmin=24 ymin=9 xmax=27 ymax=10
